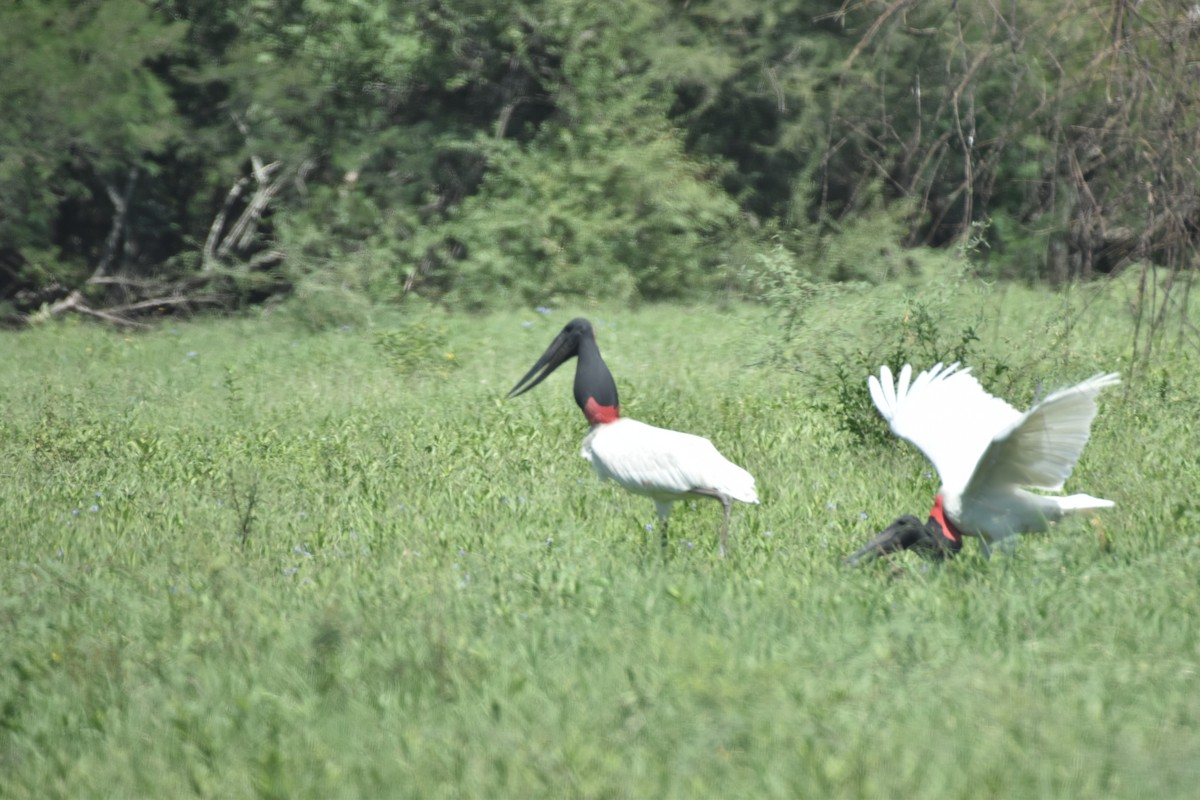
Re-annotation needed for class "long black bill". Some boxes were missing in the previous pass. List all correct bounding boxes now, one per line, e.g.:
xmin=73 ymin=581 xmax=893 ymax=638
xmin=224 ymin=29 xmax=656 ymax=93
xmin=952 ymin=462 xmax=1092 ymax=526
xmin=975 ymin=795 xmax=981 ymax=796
xmin=507 ymin=327 xmax=579 ymax=399
xmin=846 ymin=514 xmax=960 ymax=566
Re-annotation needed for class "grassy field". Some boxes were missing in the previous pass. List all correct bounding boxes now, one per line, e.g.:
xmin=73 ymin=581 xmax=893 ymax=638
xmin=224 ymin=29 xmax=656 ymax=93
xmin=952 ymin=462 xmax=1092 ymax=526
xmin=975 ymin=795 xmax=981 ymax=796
xmin=2 ymin=272 xmax=1199 ymax=798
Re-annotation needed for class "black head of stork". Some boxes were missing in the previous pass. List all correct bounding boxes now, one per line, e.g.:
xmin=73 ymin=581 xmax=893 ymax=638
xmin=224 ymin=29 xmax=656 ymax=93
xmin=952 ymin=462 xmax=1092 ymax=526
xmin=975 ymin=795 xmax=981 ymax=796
xmin=507 ymin=318 xmax=620 ymax=425
xmin=846 ymin=506 xmax=963 ymax=566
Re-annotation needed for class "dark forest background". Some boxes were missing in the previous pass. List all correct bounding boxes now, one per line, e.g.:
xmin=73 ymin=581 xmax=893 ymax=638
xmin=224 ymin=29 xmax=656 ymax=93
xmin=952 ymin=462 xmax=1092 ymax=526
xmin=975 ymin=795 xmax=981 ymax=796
xmin=2 ymin=1 xmax=1197 ymax=324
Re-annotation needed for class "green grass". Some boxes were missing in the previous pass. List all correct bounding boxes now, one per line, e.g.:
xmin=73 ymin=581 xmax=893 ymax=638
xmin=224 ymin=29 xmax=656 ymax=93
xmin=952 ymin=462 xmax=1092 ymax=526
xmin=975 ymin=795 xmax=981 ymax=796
xmin=2 ymin=274 xmax=1199 ymax=798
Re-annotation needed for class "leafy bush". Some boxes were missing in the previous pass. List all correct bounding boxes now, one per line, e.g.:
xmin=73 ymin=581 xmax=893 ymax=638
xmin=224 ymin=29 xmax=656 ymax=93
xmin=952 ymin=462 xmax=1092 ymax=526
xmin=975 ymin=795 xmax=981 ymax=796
xmin=284 ymin=280 xmax=374 ymax=333
xmin=424 ymin=130 xmax=739 ymax=309
xmin=815 ymin=299 xmax=997 ymax=446
xmin=753 ymin=238 xmax=1017 ymax=445
xmin=373 ymin=319 xmax=459 ymax=376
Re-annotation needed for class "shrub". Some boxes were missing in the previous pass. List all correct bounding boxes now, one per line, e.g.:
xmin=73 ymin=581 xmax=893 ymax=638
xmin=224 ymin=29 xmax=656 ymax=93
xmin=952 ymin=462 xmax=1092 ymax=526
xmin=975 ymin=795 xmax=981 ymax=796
xmin=373 ymin=319 xmax=459 ymax=377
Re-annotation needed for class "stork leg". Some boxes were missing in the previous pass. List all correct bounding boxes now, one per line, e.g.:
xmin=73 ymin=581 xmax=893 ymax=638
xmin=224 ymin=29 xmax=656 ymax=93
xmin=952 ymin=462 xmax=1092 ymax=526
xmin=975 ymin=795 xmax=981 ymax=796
xmin=979 ymin=537 xmax=993 ymax=560
xmin=654 ymin=501 xmax=673 ymax=553
xmin=692 ymin=489 xmax=734 ymax=558
xmin=718 ymin=495 xmax=732 ymax=559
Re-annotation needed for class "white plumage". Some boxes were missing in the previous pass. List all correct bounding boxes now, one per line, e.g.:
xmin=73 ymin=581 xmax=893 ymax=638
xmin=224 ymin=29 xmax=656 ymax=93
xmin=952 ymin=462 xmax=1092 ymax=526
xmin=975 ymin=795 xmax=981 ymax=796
xmin=508 ymin=317 xmax=758 ymax=556
xmin=582 ymin=417 xmax=759 ymax=520
xmin=870 ymin=362 xmax=1118 ymax=549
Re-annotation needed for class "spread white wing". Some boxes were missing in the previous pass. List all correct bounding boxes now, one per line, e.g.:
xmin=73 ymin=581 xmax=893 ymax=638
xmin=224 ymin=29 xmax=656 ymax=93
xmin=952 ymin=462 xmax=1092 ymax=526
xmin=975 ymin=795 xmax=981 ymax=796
xmin=869 ymin=363 xmax=1022 ymax=495
xmin=962 ymin=372 xmax=1120 ymax=499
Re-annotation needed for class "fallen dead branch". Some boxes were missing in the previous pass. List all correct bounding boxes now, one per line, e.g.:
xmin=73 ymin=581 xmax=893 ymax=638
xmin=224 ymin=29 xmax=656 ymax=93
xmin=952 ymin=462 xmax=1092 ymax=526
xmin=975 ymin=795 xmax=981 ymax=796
xmin=27 ymin=277 xmax=232 ymax=329
xmin=43 ymin=291 xmax=148 ymax=328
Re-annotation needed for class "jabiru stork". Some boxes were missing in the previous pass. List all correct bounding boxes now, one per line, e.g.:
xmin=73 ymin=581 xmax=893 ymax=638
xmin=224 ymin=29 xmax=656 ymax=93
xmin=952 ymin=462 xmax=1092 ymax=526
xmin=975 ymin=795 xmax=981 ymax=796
xmin=849 ymin=362 xmax=1119 ymax=564
xmin=507 ymin=318 xmax=758 ymax=557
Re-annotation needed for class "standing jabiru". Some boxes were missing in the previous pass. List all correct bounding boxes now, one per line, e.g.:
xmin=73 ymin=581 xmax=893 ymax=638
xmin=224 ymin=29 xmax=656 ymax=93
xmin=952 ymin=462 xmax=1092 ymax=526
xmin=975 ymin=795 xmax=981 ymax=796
xmin=848 ymin=362 xmax=1119 ymax=564
xmin=507 ymin=318 xmax=758 ymax=557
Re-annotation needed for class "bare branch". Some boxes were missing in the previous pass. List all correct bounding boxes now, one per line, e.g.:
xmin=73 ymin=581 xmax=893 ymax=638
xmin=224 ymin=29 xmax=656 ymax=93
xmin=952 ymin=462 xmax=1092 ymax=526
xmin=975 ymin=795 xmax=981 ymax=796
xmin=844 ymin=0 xmax=914 ymax=70
xmin=92 ymin=167 xmax=139 ymax=281
xmin=45 ymin=290 xmax=149 ymax=328
xmin=204 ymin=174 xmax=252 ymax=270
xmin=107 ymin=295 xmax=225 ymax=315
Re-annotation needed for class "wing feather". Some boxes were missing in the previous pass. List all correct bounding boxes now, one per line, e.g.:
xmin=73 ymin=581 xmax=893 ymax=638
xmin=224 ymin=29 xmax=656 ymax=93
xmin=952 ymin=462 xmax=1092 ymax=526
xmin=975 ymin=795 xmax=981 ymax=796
xmin=963 ymin=372 xmax=1119 ymax=498
xmin=870 ymin=362 xmax=1022 ymax=493
xmin=584 ymin=419 xmax=758 ymax=504
xmin=895 ymin=363 xmax=912 ymax=408
xmin=868 ymin=374 xmax=887 ymax=418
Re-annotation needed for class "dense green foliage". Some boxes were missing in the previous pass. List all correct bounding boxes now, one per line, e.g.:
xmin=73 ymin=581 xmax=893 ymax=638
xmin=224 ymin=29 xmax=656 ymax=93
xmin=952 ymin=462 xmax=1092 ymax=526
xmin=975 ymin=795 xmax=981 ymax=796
xmin=3 ymin=274 xmax=1199 ymax=796
xmin=2 ymin=1 xmax=1196 ymax=317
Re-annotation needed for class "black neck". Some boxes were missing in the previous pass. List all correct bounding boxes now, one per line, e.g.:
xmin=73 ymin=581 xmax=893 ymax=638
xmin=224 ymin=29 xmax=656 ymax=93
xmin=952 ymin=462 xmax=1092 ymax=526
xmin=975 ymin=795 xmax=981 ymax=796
xmin=573 ymin=335 xmax=619 ymax=413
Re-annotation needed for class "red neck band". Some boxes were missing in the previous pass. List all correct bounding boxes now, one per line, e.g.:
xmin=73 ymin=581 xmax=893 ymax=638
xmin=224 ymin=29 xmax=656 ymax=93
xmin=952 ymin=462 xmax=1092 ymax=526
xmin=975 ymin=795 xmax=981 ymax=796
xmin=929 ymin=495 xmax=963 ymax=543
xmin=583 ymin=397 xmax=619 ymax=425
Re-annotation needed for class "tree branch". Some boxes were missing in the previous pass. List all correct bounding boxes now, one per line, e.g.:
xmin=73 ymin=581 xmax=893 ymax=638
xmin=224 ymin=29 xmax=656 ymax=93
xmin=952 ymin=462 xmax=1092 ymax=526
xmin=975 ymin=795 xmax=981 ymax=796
xmin=92 ymin=167 xmax=139 ymax=281
xmin=45 ymin=291 xmax=149 ymax=328
xmin=204 ymin=174 xmax=252 ymax=270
